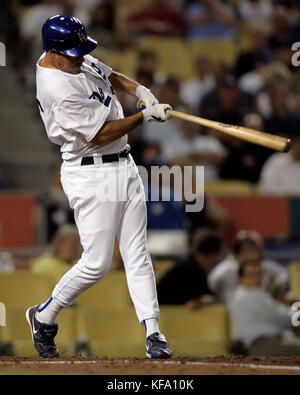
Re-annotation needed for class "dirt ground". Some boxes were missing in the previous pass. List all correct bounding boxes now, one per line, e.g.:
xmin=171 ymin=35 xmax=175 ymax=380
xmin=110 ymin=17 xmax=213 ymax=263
xmin=0 ymin=355 xmax=300 ymax=375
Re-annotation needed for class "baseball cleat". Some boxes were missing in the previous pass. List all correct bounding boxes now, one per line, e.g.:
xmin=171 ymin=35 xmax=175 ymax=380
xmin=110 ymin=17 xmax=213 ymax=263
xmin=26 ymin=305 xmax=59 ymax=358
xmin=146 ymin=332 xmax=172 ymax=359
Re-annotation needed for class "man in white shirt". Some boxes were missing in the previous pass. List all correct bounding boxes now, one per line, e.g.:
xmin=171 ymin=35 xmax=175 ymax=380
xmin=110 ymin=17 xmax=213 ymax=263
xmin=229 ymin=260 xmax=300 ymax=356
xmin=26 ymin=15 xmax=172 ymax=359
xmin=180 ymin=56 xmax=215 ymax=111
xmin=163 ymin=112 xmax=226 ymax=182
xmin=260 ymin=133 xmax=300 ymax=195
xmin=208 ymin=230 xmax=288 ymax=304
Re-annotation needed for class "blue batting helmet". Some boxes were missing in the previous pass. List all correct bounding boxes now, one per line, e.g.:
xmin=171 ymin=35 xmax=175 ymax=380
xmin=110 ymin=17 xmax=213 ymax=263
xmin=42 ymin=15 xmax=97 ymax=57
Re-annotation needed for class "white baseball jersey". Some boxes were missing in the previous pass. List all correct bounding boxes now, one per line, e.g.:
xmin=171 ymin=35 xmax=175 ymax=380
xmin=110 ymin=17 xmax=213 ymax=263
xmin=36 ymin=53 xmax=127 ymax=161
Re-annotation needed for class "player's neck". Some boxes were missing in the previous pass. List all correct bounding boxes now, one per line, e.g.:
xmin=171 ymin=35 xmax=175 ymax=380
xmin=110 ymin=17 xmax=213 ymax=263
xmin=40 ymin=52 xmax=59 ymax=70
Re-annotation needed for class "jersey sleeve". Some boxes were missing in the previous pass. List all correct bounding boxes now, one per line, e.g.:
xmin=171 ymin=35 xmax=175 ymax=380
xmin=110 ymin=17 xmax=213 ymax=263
xmin=55 ymin=95 xmax=110 ymax=142
xmin=84 ymin=54 xmax=113 ymax=78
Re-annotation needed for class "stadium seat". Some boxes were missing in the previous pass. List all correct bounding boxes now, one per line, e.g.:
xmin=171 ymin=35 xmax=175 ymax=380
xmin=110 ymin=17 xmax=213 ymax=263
xmin=159 ymin=305 xmax=230 ymax=356
xmin=138 ymin=37 xmax=194 ymax=80
xmin=76 ymin=308 xmax=145 ymax=357
xmin=0 ymin=272 xmax=54 ymax=308
xmin=289 ymin=262 xmax=300 ymax=294
xmin=204 ymin=181 xmax=252 ymax=196
xmin=189 ymin=39 xmax=237 ymax=67
xmin=76 ymin=271 xmax=132 ymax=309
xmin=105 ymin=49 xmax=138 ymax=77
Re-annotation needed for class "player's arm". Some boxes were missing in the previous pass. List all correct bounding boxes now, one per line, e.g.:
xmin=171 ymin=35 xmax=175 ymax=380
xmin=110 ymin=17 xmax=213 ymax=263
xmin=109 ymin=72 xmax=139 ymax=96
xmin=92 ymin=112 xmax=143 ymax=146
xmin=92 ymin=104 xmax=171 ymax=146
xmin=109 ymin=71 xmax=159 ymax=108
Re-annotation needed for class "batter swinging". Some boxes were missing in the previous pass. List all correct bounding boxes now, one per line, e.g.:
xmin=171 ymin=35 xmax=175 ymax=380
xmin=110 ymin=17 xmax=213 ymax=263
xmin=26 ymin=15 xmax=172 ymax=359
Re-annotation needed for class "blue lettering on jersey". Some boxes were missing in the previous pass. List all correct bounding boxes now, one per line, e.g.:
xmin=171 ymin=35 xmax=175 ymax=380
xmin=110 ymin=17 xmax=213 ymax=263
xmin=89 ymin=87 xmax=112 ymax=108
xmin=91 ymin=62 xmax=107 ymax=81
xmin=37 ymin=99 xmax=44 ymax=113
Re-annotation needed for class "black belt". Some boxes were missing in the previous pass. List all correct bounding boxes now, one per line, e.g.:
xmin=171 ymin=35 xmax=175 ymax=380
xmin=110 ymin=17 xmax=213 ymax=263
xmin=81 ymin=146 xmax=130 ymax=166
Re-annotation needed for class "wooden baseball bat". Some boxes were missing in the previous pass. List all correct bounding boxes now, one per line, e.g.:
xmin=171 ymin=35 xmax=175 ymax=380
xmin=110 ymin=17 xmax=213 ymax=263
xmin=137 ymin=101 xmax=291 ymax=153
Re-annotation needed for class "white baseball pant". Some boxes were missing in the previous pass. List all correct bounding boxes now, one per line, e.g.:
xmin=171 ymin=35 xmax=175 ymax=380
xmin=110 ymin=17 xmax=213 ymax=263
xmin=51 ymin=154 xmax=160 ymax=323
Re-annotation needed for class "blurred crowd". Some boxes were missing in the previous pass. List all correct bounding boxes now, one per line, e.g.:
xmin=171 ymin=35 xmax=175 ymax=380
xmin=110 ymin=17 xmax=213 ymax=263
xmin=157 ymin=228 xmax=300 ymax=356
xmin=0 ymin=0 xmax=299 ymax=194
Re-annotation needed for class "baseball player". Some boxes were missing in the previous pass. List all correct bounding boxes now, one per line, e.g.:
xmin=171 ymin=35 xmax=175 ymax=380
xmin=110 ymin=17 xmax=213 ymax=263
xmin=26 ymin=15 xmax=172 ymax=359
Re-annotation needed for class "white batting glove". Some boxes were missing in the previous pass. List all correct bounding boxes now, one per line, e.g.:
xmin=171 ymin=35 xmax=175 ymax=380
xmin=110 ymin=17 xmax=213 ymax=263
xmin=142 ymin=104 xmax=172 ymax=122
xmin=136 ymin=85 xmax=159 ymax=108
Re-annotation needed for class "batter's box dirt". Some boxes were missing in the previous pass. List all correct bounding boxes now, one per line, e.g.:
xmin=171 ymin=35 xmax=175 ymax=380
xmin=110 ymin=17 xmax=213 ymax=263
xmin=0 ymin=356 xmax=300 ymax=375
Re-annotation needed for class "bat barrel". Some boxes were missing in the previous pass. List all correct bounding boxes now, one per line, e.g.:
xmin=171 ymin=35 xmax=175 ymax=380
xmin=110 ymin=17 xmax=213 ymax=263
xmin=137 ymin=101 xmax=290 ymax=153
xmin=167 ymin=110 xmax=291 ymax=153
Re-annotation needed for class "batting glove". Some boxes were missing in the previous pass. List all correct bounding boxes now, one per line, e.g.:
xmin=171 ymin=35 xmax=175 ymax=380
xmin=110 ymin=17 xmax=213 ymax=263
xmin=142 ymin=104 xmax=172 ymax=122
xmin=136 ymin=85 xmax=159 ymax=108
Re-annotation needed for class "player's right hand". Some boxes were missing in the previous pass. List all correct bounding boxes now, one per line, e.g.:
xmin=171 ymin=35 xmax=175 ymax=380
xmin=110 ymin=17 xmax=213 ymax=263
xmin=142 ymin=104 xmax=172 ymax=122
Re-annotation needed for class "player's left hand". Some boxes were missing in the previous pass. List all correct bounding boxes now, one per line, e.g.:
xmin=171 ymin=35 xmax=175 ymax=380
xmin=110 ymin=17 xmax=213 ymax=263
xmin=136 ymin=85 xmax=159 ymax=108
xmin=142 ymin=103 xmax=172 ymax=122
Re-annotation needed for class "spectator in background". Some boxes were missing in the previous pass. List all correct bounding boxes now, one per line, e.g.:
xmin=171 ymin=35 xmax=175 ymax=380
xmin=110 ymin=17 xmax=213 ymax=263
xmin=200 ymin=74 xmax=254 ymax=127
xmin=263 ymin=80 xmax=300 ymax=138
xmin=200 ymin=75 xmax=255 ymax=160
xmin=219 ymin=113 xmax=272 ymax=182
xmin=269 ymin=5 xmax=295 ymax=50
xmin=255 ymin=61 xmax=292 ymax=117
xmin=40 ymin=163 xmax=75 ymax=242
xmin=208 ymin=230 xmax=289 ymax=304
xmin=229 ymin=260 xmax=300 ymax=356
xmin=125 ymin=0 xmax=186 ymax=38
xmin=135 ymin=50 xmax=166 ymax=95
xmin=180 ymin=55 xmax=216 ymax=111
xmin=237 ymin=0 xmax=273 ymax=23
xmin=186 ymin=0 xmax=235 ymax=41
xmin=269 ymin=5 xmax=300 ymax=70
xmin=157 ymin=229 xmax=222 ymax=306
xmin=234 ymin=25 xmax=273 ymax=79
xmin=260 ymin=131 xmax=300 ymax=196
xmin=86 ymin=0 xmax=115 ymax=49
xmin=141 ymin=77 xmax=183 ymax=150
xmin=162 ymin=107 xmax=226 ymax=182
xmin=31 ymin=225 xmax=81 ymax=284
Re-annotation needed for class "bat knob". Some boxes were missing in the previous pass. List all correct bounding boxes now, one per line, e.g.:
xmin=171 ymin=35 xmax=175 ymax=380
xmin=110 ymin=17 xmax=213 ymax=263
xmin=137 ymin=100 xmax=146 ymax=111
xmin=283 ymin=138 xmax=291 ymax=153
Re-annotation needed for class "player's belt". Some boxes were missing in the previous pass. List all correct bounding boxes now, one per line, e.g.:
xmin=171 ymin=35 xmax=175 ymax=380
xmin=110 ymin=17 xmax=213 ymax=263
xmin=81 ymin=145 xmax=131 ymax=166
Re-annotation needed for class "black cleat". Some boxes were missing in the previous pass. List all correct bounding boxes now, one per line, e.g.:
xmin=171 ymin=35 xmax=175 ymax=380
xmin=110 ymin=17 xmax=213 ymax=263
xmin=26 ymin=305 xmax=59 ymax=358
xmin=146 ymin=332 xmax=172 ymax=359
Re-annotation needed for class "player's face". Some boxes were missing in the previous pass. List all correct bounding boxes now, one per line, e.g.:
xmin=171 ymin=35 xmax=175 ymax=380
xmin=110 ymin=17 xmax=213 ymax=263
xmin=54 ymin=52 xmax=84 ymax=74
